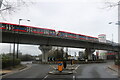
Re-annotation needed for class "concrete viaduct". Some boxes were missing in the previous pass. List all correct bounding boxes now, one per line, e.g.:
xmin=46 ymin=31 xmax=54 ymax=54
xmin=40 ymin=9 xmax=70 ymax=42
xmin=1 ymin=30 xmax=120 ymax=62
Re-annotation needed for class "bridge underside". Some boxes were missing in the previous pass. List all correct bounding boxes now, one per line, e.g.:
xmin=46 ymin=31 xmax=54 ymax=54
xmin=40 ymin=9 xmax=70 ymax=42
xmin=1 ymin=31 xmax=120 ymax=52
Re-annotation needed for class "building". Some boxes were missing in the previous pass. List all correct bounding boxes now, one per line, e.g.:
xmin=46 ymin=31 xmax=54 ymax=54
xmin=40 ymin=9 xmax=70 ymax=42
xmin=98 ymin=34 xmax=107 ymax=59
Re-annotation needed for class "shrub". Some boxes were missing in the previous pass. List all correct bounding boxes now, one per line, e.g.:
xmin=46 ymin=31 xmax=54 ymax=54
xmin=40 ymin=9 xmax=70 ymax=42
xmin=115 ymin=59 xmax=120 ymax=65
xmin=2 ymin=58 xmax=21 ymax=68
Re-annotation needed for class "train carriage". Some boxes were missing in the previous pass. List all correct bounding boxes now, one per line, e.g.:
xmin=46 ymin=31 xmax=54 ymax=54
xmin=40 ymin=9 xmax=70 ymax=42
xmin=0 ymin=22 xmax=29 ymax=32
xmin=87 ymin=36 xmax=98 ymax=41
xmin=78 ymin=34 xmax=87 ymax=40
xmin=31 ymin=26 xmax=56 ymax=36
xmin=57 ymin=31 xmax=77 ymax=38
xmin=0 ymin=22 xmax=56 ymax=36
xmin=0 ymin=22 xmax=98 ymax=42
xmin=0 ymin=22 xmax=11 ymax=30
xmin=58 ymin=30 xmax=98 ymax=41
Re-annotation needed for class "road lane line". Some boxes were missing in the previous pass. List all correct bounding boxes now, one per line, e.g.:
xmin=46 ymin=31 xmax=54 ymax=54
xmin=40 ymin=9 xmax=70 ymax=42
xmin=73 ymin=75 xmax=75 ymax=80
xmin=42 ymin=75 xmax=48 ymax=80
xmin=75 ymin=65 xmax=80 ymax=70
xmin=50 ymin=65 xmax=57 ymax=70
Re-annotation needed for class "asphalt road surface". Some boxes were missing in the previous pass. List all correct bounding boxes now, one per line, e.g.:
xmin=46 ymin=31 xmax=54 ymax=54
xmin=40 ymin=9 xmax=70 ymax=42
xmin=2 ymin=61 xmax=119 ymax=80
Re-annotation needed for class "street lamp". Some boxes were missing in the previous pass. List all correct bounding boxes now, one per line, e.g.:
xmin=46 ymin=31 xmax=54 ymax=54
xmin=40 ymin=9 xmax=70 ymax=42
xmin=109 ymin=21 xmax=120 ymax=44
xmin=16 ymin=19 xmax=30 ymax=58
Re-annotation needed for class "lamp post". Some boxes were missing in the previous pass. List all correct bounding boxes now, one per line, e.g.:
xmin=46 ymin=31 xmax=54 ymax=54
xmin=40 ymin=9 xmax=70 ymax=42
xmin=108 ymin=21 xmax=120 ymax=61
xmin=16 ymin=19 xmax=30 ymax=58
xmin=118 ymin=1 xmax=120 ymax=44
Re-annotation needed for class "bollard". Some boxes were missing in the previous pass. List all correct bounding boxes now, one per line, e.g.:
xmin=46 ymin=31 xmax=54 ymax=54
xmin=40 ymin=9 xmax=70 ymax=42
xmin=58 ymin=61 xmax=63 ymax=72
xmin=63 ymin=61 xmax=67 ymax=69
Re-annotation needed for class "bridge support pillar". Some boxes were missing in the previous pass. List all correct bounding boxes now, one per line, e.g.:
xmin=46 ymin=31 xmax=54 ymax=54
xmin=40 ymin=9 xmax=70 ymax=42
xmin=85 ymin=48 xmax=95 ymax=60
xmin=39 ymin=45 xmax=52 ymax=62
xmin=88 ymin=54 xmax=92 ymax=60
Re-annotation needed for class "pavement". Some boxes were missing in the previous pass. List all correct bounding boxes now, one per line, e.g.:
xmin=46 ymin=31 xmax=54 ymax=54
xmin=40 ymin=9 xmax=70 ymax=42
xmin=108 ymin=65 xmax=120 ymax=72
xmin=107 ymin=65 xmax=120 ymax=77
xmin=0 ymin=64 xmax=32 ymax=77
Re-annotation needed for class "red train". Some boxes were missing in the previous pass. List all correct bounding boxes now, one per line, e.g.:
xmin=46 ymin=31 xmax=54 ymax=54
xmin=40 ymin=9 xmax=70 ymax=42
xmin=0 ymin=22 xmax=98 ymax=41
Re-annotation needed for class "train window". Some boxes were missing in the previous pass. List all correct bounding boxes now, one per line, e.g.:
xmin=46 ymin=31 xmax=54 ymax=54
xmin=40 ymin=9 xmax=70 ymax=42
xmin=88 ymin=37 xmax=94 ymax=40
xmin=2 ymin=24 xmax=6 ymax=28
xmin=79 ymin=35 xmax=86 ymax=39
xmin=76 ymin=35 xmax=79 ymax=38
xmin=87 ymin=37 xmax=90 ymax=39
xmin=49 ymin=31 xmax=53 ymax=34
xmin=8 ymin=24 xmax=12 ymax=30
xmin=49 ymin=31 xmax=52 ymax=33
xmin=44 ymin=30 xmax=49 ymax=34
xmin=39 ymin=29 xmax=44 ymax=32
xmin=3 ymin=24 xmax=8 ymax=30
xmin=26 ymin=27 xmax=29 ymax=32
xmin=11 ymin=25 xmax=14 ymax=30
xmin=68 ymin=33 xmax=76 ymax=37
xmin=61 ymin=32 xmax=66 ymax=37
xmin=50 ymin=30 xmax=56 ymax=35
xmin=69 ymin=33 xmax=72 ymax=36
xmin=29 ymin=27 xmax=31 ymax=32
xmin=6 ymin=24 xmax=10 ymax=30
xmin=72 ymin=34 xmax=76 ymax=37
xmin=59 ymin=32 xmax=65 ymax=37
xmin=13 ymin=25 xmax=18 ymax=29
xmin=0 ymin=24 xmax=2 ymax=27
xmin=35 ymin=28 xmax=38 ymax=32
xmin=67 ymin=33 xmax=70 ymax=36
xmin=20 ymin=26 xmax=27 ymax=30
xmin=30 ymin=28 xmax=33 ymax=32
xmin=33 ymin=28 xmax=37 ymax=32
xmin=36 ymin=28 xmax=39 ymax=32
xmin=0 ymin=23 xmax=2 ymax=26
xmin=70 ymin=34 xmax=72 ymax=36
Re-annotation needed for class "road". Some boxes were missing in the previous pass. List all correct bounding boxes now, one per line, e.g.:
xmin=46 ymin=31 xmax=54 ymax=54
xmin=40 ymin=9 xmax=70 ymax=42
xmin=2 ymin=61 xmax=118 ymax=80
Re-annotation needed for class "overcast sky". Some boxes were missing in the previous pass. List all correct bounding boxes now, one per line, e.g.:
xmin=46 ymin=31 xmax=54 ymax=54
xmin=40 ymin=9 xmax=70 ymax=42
xmin=0 ymin=0 xmax=119 ymax=56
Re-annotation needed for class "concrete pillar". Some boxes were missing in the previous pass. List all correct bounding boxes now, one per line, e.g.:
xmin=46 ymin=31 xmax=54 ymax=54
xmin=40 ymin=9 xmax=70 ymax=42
xmin=38 ymin=45 xmax=52 ymax=62
xmin=88 ymin=53 xmax=92 ymax=60
xmin=85 ymin=48 xmax=95 ymax=60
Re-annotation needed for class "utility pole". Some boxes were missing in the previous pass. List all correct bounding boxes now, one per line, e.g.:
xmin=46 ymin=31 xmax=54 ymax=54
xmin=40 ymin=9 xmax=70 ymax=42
xmin=118 ymin=1 xmax=120 ymax=60
xmin=13 ymin=30 xmax=16 ymax=67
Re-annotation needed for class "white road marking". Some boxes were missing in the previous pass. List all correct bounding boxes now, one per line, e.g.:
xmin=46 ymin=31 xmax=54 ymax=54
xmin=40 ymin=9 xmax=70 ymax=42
xmin=50 ymin=65 xmax=57 ymax=70
xmin=42 ymin=75 xmax=48 ymax=80
xmin=73 ymin=75 xmax=75 ymax=80
xmin=75 ymin=65 xmax=80 ymax=70
xmin=20 ymin=65 xmax=32 ymax=71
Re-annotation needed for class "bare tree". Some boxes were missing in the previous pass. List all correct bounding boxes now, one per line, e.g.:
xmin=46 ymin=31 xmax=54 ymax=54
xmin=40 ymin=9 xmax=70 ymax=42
xmin=103 ymin=0 xmax=120 ymax=9
xmin=0 ymin=0 xmax=33 ymax=20
xmin=0 ymin=0 xmax=3 ymax=8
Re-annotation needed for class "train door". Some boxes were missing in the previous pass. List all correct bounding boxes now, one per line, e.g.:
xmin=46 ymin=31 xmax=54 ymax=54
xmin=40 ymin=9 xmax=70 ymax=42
xmin=44 ymin=30 xmax=49 ymax=35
